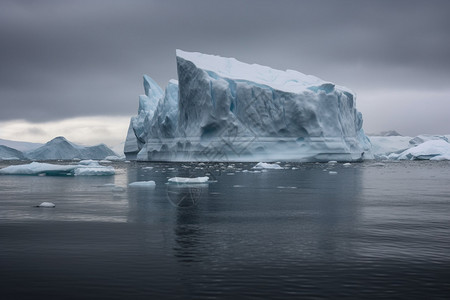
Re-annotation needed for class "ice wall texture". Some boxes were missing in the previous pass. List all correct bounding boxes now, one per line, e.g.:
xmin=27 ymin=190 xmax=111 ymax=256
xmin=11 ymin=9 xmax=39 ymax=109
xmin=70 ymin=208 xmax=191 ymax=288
xmin=124 ymin=50 xmax=372 ymax=161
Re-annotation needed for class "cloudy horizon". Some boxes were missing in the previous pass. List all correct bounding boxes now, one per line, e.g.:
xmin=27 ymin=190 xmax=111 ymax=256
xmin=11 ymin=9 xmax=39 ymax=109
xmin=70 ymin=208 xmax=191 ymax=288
xmin=1 ymin=0 xmax=449 ymax=147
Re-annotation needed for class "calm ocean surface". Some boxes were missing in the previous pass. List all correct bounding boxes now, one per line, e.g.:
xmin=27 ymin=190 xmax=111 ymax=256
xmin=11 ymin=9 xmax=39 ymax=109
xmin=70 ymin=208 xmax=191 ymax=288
xmin=0 ymin=160 xmax=449 ymax=299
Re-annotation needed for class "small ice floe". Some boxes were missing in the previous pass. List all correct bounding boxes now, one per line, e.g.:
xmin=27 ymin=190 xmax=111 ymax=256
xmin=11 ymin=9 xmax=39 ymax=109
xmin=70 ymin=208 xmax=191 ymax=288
xmin=291 ymin=167 xmax=299 ymax=170
xmin=276 ymin=186 xmax=297 ymax=189
xmin=168 ymin=176 xmax=209 ymax=184
xmin=430 ymin=154 xmax=450 ymax=161
xmin=327 ymin=161 xmax=338 ymax=165
xmin=78 ymin=159 xmax=99 ymax=166
xmin=99 ymin=160 xmax=112 ymax=163
xmin=112 ymin=186 xmax=126 ymax=193
xmin=143 ymin=166 xmax=154 ymax=170
xmin=129 ymin=181 xmax=156 ymax=188
xmin=343 ymin=163 xmax=352 ymax=167
xmin=227 ymin=173 xmax=235 ymax=175
xmin=252 ymin=162 xmax=283 ymax=170
xmin=74 ymin=166 xmax=115 ymax=176
xmin=233 ymin=185 xmax=245 ymax=188
xmin=329 ymin=171 xmax=338 ymax=175
xmin=36 ymin=202 xmax=55 ymax=208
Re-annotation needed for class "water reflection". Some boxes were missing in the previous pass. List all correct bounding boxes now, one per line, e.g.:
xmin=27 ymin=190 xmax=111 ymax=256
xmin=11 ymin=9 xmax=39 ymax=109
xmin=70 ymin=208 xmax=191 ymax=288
xmin=166 ymin=184 xmax=209 ymax=209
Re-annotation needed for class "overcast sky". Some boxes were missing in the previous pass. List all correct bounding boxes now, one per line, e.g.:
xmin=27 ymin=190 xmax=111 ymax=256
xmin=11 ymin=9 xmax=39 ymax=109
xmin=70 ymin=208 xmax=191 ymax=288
xmin=0 ymin=0 xmax=449 ymax=146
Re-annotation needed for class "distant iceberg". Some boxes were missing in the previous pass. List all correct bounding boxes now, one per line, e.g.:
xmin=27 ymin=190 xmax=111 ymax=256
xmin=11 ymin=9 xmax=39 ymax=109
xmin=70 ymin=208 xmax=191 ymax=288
xmin=124 ymin=50 xmax=372 ymax=162
xmin=393 ymin=140 xmax=450 ymax=160
xmin=26 ymin=136 xmax=117 ymax=160
xmin=369 ymin=134 xmax=450 ymax=160
xmin=0 ymin=137 xmax=118 ymax=161
xmin=0 ymin=145 xmax=26 ymax=161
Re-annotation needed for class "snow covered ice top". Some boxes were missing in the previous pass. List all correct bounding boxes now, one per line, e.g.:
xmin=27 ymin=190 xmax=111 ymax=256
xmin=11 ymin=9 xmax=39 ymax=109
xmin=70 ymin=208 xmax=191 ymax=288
xmin=176 ymin=50 xmax=347 ymax=94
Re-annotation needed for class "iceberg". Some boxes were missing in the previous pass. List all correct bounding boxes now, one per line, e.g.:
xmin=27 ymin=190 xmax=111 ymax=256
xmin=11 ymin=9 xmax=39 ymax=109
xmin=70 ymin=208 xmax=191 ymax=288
xmin=125 ymin=50 xmax=372 ymax=162
xmin=26 ymin=136 xmax=117 ymax=160
xmin=0 ymin=145 xmax=26 ymax=160
xmin=0 ymin=161 xmax=115 ymax=176
xmin=394 ymin=140 xmax=450 ymax=160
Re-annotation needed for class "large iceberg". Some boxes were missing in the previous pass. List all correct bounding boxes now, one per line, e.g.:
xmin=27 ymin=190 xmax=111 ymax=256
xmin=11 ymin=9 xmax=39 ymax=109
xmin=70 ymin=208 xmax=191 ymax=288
xmin=125 ymin=50 xmax=372 ymax=162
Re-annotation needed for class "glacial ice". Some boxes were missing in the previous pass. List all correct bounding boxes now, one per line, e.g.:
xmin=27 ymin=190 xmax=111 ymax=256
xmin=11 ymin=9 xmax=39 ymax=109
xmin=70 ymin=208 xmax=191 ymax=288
xmin=252 ymin=162 xmax=284 ymax=169
xmin=25 ymin=137 xmax=117 ymax=160
xmin=368 ymin=134 xmax=450 ymax=161
xmin=124 ymin=50 xmax=372 ymax=162
xmin=394 ymin=140 xmax=450 ymax=160
xmin=0 ymin=161 xmax=115 ymax=176
xmin=0 ymin=145 xmax=25 ymax=160
xmin=129 ymin=181 xmax=156 ymax=187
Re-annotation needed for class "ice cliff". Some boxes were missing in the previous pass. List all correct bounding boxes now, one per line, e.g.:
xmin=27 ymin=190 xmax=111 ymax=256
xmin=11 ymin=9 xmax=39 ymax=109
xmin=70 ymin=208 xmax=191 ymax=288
xmin=124 ymin=50 xmax=372 ymax=162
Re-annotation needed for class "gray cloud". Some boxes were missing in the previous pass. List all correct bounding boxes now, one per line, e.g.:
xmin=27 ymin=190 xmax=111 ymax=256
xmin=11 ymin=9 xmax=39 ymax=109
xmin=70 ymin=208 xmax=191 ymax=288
xmin=0 ymin=0 xmax=449 ymax=135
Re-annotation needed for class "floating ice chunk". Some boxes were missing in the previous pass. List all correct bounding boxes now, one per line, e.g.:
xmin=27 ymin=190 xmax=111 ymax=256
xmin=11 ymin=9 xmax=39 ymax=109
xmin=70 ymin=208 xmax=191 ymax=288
xmin=112 ymin=186 xmax=126 ymax=193
xmin=0 ymin=162 xmax=76 ymax=176
xmin=168 ymin=176 xmax=209 ymax=183
xmin=104 ymin=155 xmax=124 ymax=161
xmin=129 ymin=181 xmax=156 ymax=187
xmin=78 ymin=159 xmax=100 ymax=166
xmin=327 ymin=161 xmax=338 ymax=164
xmin=329 ymin=171 xmax=338 ymax=175
xmin=277 ymin=186 xmax=297 ymax=189
xmin=74 ymin=166 xmax=115 ymax=176
xmin=343 ymin=163 xmax=352 ymax=167
xmin=397 ymin=140 xmax=450 ymax=160
xmin=430 ymin=154 xmax=450 ymax=161
xmin=253 ymin=162 xmax=283 ymax=170
xmin=0 ymin=161 xmax=115 ymax=177
xmin=36 ymin=202 xmax=55 ymax=208
xmin=291 ymin=167 xmax=299 ymax=170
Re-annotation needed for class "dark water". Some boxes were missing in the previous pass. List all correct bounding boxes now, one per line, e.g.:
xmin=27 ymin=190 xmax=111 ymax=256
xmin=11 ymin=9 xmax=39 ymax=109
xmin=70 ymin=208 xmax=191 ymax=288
xmin=0 ymin=160 xmax=449 ymax=299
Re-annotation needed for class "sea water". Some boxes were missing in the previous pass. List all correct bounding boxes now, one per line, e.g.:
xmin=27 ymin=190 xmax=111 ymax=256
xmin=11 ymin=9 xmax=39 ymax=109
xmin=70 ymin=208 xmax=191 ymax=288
xmin=0 ymin=160 xmax=449 ymax=299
